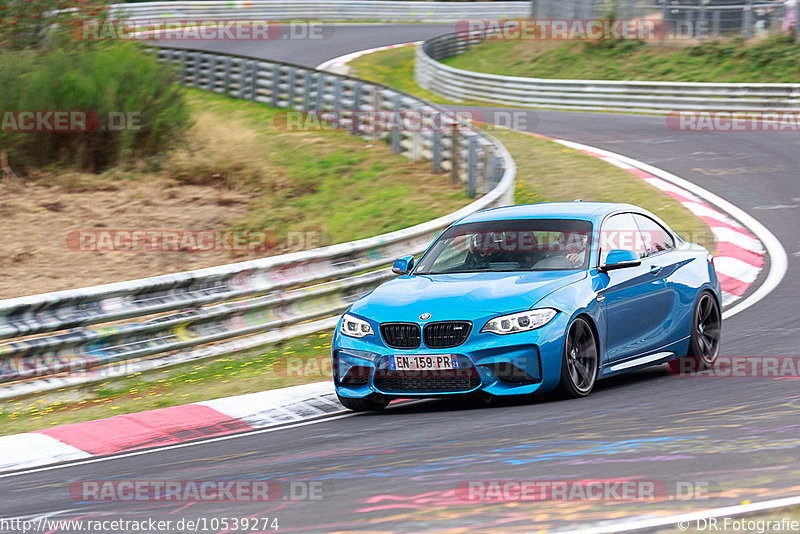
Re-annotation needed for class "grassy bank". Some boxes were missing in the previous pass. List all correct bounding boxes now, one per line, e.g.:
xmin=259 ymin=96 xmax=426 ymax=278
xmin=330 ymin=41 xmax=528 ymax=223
xmin=0 ymin=88 xmax=467 ymax=298
xmin=442 ymin=35 xmax=800 ymax=82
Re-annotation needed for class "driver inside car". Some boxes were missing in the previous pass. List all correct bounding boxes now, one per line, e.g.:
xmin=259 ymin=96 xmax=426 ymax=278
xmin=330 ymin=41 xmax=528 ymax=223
xmin=465 ymin=231 xmax=539 ymax=269
xmin=561 ymin=231 xmax=589 ymax=267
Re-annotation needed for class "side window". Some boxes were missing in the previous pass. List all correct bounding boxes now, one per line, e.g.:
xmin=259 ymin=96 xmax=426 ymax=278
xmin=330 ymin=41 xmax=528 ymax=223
xmin=633 ymin=214 xmax=675 ymax=257
xmin=599 ymin=213 xmax=646 ymax=265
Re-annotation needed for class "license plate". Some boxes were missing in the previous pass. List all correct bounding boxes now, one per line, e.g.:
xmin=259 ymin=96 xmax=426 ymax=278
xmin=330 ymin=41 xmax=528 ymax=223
xmin=391 ymin=355 xmax=458 ymax=371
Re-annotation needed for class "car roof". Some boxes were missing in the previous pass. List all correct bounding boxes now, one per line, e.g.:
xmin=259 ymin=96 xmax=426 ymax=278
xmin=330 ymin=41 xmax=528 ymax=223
xmin=456 ymin=201 xmax=642 ymax=226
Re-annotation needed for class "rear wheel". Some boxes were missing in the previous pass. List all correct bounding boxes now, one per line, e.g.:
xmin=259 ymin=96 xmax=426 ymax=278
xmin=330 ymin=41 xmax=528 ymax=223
xmin=556 ymin=316 xmax=599 ymax=398
xmin=336 ymin=393 xmax=389 ymax=412
xmin=668 ymin=291 xmax=721 ymax=374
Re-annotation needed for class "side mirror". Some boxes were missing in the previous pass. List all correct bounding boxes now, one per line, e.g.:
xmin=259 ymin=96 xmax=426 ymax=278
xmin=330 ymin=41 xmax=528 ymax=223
xmin=599 ymin=249 xmax=641 ymax=273
xmin=392 ymin=255 xmax=415 ymax=275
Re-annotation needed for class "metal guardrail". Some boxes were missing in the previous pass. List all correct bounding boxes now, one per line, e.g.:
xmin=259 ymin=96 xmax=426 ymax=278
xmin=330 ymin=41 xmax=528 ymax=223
xmin=0 ymin=45 xmax=515 ymax=399
xmin=415 ymin=31 xmax=800 ymax=113
xmin=111 ymin=1 xmax=530 ymax=23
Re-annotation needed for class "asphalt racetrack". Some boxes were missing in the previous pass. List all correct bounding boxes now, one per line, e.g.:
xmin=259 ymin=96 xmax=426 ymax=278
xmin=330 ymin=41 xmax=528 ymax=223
xmin=3 ymin=24 xmax=799 ymax=533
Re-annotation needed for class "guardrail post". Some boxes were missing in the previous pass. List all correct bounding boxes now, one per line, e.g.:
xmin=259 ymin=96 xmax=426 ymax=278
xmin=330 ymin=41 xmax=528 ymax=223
xmin=315 ymin=74 xmax=325 ymax=111
xmin=390 ymin=94 xmax=402 ymax=153
xmin=698 ymin=2 xmax=707 ymax=41
xmin=302 ymin=71 xmax=312 ymax=111
xmin=488 ymin=155 xmax=500 ymax=189
xmin=333 ymin=79 xmax=343 ymax=113
xmin=236 ymin=59 xmax=247 ymax=100
xmin=432 ymin=130 xmax=442 ymax=173
xmin=372 ymin=87 xmax=382 ymax=142
xmin=178 ymin=51 xmax=189 ymax=85
xmin=744 ymin=0 xmax=754 ymax=40
xmin=194 ymin=53 xmax=204 ymax=88
xmin=271 ymin=64 xmax=281 ymax=107
xmin=410 ymin=108 xmax=421 ymax=161
xmin=250 ymin=61 xmax=259 ymax=102
xmin=626 ymin=0 xmax=636 ymax=19
xmin=185 ymin=52 xmax=197 ymax=87
xmin=222 ymin=56 xmax=232 ymax=94
xmin=450 ymin=121 xmax=459 ymax=184
xmin=351 ymin=82 xmax=362 ymax=135
xmin=795 ymin=2 xmax=800 ymax=38
xmin=287 ymin=67 xmax=297 ymax=109
xmin=467 ymin=136 xmax=477 ymax=198
xmin=207 ymin=55 xmax=217 ymax=91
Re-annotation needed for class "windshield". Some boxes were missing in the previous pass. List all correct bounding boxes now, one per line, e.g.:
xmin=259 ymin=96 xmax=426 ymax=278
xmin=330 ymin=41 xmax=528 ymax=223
xmin=413 ymin=219 xmax=594 ymax=274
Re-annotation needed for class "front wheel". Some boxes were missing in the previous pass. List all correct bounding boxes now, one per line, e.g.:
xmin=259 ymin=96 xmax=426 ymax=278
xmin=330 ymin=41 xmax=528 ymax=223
xmin=336 ymin=393 xmax=389 ymax=412
xmin=556 ymin=316 xmax=599 ymax=398
xmin=667 ymin=291 xmax=721 ymax=374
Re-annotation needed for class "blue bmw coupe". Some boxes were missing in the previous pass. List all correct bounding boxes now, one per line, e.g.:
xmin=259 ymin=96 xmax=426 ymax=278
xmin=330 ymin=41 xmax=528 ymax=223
xmin=332 ymin=202 xmax=721 ymax=411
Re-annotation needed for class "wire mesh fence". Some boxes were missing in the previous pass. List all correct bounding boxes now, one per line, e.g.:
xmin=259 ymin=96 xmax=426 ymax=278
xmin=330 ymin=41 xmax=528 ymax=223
xmin=530 ymin=0 xmax=799 ymax=40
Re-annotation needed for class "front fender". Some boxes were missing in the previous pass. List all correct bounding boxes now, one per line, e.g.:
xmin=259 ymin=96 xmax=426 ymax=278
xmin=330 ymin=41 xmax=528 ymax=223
xmin=531 ymin=273 xmax=606 ymax=370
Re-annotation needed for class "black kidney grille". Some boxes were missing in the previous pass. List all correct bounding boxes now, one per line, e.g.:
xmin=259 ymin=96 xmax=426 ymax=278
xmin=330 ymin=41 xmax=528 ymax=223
xmin=380 ymin=323 xmax=421 ymax=349
xmin=423 ymin=321 xmax=472 ymax=348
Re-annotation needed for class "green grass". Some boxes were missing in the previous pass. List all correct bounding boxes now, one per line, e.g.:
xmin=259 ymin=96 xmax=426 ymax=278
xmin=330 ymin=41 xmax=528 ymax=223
xmin=443 ymin=34 xmax=800 ymax=82
xmin=349 ymin=47 xmax=715 ymax=251
xmin=168 ymin=89 xmax=469 ymax=244
xmin=347 ymin=44 xmax=500 ymax=107
xmin=0 ymin=42 xmax=190 ymax=171
xmin=493 ymin=129 xmax=714 ymax=250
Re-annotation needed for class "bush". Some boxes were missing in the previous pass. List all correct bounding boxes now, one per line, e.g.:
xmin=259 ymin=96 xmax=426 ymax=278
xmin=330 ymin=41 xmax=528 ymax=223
xmin=0 ymin=0 xmax=114 ymax=51
xmin=0 ymin=41 xmax=190 ymax=173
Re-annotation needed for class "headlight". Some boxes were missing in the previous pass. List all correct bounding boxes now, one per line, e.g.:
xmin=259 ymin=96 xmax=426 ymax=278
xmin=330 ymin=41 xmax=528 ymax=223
xmin=481 ymin=308 xmax=558 ymax=335
xmin=339 ymin=313 xmax=375 ymax=338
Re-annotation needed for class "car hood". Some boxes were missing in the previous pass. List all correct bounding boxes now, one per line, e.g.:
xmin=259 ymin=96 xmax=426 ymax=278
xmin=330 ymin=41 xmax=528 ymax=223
xmin=349 ymin=270 xmax=586 ymax=323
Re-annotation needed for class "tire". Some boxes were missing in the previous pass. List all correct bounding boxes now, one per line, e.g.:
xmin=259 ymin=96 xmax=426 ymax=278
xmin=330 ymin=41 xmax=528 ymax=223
xmin=556 ymin=316 xmax=599 ymax=398
xmin=336 ymin=393 xmax=389 ymax=412
xmin=668 ymin=291 xmax=721 ymax=374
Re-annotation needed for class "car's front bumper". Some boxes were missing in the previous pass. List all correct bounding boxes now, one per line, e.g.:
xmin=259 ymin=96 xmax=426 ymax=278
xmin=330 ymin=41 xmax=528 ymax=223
xmin=332 ymin=313 xmax=569 ymax=399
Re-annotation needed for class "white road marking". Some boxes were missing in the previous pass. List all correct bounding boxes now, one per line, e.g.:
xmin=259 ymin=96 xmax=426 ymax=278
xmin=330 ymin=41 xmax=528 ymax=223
xmin=575 ymin=494 xmax=800 ymax=533
xmin=554 ymin=139 xmax=788 ymax=320
xmin=712 ymin=227 xmax=765 ymax=254
xmin=714 ymin=256 xmax=761 ymax=285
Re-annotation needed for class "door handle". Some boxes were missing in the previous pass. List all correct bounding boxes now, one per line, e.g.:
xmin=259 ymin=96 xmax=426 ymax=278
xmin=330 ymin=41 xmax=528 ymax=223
xmin=649 ymin=264 xmax=662 ymax=274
